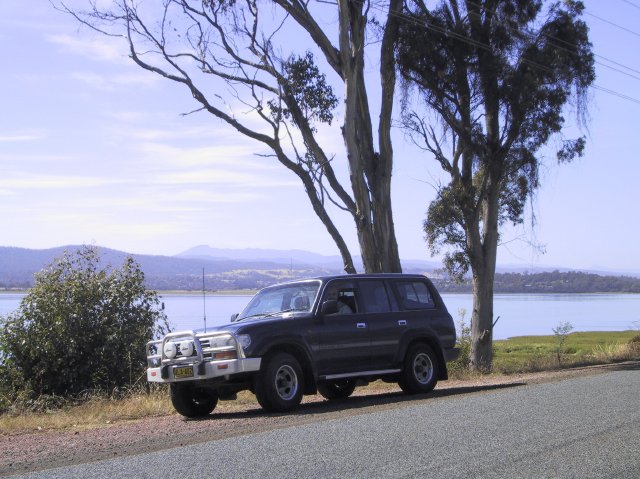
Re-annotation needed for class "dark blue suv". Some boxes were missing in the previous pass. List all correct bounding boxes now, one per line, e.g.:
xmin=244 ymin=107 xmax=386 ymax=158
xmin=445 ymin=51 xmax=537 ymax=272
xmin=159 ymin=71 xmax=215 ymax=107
xmin=147 ymin=274 xmax=459 ymax=417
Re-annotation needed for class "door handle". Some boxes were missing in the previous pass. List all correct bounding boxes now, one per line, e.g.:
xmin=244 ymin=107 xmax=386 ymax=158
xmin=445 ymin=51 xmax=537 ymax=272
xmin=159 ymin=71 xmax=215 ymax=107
xmin=357 ymin=323 xmax=367 ymax=329
xmin=398 ymin=320 xmax=407 ymax=326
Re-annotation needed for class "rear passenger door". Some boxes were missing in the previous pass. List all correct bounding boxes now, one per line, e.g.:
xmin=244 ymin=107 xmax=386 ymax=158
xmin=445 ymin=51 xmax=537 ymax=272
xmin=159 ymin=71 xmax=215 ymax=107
xmin=392 ymin=278 xmax=450 ymax=341
xmin=358 ymin=280 xmax=403 ymax=370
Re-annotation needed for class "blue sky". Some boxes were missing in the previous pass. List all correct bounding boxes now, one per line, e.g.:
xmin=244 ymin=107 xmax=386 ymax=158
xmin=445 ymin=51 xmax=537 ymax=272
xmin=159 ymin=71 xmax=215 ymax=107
xmin=1 ymin=1 xmax=639 ymax=273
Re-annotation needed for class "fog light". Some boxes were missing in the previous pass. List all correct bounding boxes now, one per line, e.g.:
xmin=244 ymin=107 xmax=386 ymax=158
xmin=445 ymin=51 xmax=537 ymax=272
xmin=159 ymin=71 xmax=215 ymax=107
xmin=180 ymin=340 xmax=194 ymax=357
xmin=164 ymin=341 xmax=177 ymax=359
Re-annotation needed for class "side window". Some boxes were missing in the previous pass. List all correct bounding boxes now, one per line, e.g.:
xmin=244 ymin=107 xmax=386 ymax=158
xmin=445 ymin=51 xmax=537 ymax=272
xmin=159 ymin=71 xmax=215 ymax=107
xmin=396 ymin=281 xmax=435 ymax=310
xmin=359 ymin=281 xmax=391 ymax=313
xmin=323 ymin=281 xmax=358 ymax=314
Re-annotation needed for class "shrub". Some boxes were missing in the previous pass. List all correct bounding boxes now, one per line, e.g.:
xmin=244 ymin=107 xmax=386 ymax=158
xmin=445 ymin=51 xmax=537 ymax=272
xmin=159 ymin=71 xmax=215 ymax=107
xmin=0 ymin=246 xmax=169 ymax=404
xmin=449 ymin=308 xmax=472 ymax=373
xmin=552 ymin=321 xmax=574 ymax=367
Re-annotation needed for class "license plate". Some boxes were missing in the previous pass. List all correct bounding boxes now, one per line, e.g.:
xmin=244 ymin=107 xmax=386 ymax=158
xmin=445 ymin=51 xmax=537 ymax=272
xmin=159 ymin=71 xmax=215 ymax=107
xmin=173 ymin=366 xmax=194 ymax=379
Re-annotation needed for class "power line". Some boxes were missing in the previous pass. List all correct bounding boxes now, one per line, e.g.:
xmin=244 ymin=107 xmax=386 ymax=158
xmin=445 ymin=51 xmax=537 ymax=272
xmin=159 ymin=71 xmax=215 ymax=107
xmin=462 ymin=0 xmax=640 ymax=80
xmin=374 ymin=1 xmax=640 ymax=106
xmin=585 ymin=11 xmax=640 ymax=38
xmin=313 ymin=0 xmax=640 ymax=105
xmin=621 ymin=0 xmax=640 ymax=11
xmin=592 ymin=84 xmax=640 ymax=105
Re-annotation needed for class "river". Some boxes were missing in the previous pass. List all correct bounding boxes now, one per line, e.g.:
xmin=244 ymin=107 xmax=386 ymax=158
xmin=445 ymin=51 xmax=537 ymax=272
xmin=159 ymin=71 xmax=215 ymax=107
xmin=1 ymin=292 xmax=638 ymax=340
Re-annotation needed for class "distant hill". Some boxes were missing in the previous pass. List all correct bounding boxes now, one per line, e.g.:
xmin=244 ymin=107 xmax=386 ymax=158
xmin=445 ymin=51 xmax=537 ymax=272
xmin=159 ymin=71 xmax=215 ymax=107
xmin=178 ymin=245 xmax=443 ymax=273
xmin=0 ymin=246 xmax=337 ymax=291
xmin=2 ymin=245 xmax=640 ymax=293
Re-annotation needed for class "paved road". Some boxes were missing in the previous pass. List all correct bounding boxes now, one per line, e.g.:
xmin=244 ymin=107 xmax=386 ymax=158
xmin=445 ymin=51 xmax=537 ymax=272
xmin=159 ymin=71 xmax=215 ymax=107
xmin=9 ymin=367 xmax=640 ymax=479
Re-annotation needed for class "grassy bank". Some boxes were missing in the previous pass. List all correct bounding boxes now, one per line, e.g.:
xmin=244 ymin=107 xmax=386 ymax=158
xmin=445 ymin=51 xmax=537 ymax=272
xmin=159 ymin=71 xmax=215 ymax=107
xmin=492 ymin=330 xmax=640 ymax=373
xmin=1 ymin=331 xmax=638 ymax=435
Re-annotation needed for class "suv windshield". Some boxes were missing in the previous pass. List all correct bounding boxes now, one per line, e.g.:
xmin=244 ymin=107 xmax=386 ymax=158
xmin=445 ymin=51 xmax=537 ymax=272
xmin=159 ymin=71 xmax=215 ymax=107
xmin=236 ymin=281 xmax=320 ymax=321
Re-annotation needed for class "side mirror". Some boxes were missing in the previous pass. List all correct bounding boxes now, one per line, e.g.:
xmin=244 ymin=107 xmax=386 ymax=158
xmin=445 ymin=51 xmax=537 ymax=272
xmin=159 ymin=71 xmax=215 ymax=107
xmin=230 ymin=313 xmax=239 ymax=322
xmin=321 ymin=300 xmax=338 ymax=315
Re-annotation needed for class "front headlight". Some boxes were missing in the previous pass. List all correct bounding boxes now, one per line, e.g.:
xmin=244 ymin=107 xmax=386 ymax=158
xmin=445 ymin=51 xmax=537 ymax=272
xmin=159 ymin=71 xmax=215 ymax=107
xmin=209 ymin=334 xmax=235 ymax=349
xmin=237 ymin=334 xmax=251 ymax=350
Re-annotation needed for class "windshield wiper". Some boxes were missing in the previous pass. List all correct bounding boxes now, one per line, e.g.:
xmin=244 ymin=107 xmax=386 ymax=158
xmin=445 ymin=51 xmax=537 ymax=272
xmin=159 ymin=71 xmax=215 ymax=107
xmin=236 ymin=309 xmax=298 ymax=322
xmin=261 ymin=308 xmax=297 ymax=318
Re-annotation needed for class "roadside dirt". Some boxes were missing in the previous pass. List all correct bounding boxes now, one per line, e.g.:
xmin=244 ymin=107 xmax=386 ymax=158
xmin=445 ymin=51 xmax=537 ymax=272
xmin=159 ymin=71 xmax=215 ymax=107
xmin=1 ymin=361 xmax=638 ymax=477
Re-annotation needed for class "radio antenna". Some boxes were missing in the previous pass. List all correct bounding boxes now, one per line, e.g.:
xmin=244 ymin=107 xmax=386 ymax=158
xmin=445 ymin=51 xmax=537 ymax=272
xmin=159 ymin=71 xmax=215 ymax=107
xmin=202 ymin=267 xmax=207 ymax=332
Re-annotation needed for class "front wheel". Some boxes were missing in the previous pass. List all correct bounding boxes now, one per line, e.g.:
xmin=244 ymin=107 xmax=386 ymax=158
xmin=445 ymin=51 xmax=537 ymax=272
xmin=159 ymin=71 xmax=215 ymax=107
xmin=399 ymin=343 xmax=439 ymax=394
xmin=170 ymin=383 xmax=218 ymax=418
xmin=255 ymin=352 xmax=304 ymax=412
xmin=317 ymin=379 xmax=357 ymax=400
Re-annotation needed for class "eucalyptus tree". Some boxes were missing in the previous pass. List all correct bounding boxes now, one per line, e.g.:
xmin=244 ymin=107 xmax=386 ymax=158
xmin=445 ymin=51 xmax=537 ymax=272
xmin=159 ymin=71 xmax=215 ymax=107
xmin=396 ymin=0 xmax=595 ymax=370
xmin=59 ymin=0 xmax=404 ymax=273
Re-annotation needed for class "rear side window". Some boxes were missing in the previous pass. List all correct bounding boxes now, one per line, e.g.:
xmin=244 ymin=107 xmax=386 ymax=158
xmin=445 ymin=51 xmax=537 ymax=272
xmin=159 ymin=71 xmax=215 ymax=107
xmin=359 ymin=281 xmax=392 ymax=313
xmin=396 ymin=281 xmax=435 ymax=310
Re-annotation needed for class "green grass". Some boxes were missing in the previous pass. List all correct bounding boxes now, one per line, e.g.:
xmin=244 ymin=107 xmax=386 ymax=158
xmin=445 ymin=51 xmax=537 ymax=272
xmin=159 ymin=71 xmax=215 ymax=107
xmin=492 ymin=330 xmax=640 ymax=373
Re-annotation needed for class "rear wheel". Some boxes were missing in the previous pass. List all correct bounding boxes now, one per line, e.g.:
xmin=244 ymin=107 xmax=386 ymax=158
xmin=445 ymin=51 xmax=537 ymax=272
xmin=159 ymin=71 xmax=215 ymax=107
xmin=170 ymin=383 xmax=218 ymax=418
xmin=317 ymin=379 xmax=357 ymax=400
xmin=399 ymin=343 xmax=439 ymax=394
xmin=255 ymin=352 xmax=304 ymax=412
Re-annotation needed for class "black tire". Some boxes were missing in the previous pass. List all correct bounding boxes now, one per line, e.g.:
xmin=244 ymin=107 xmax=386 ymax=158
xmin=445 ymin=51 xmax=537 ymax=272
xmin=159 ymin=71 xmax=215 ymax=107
xmin=254 ymin=352 xmax=304 ymax=412
xmin=317 ymin=379 xmax=357 ymax=400
xmin=170 ymin=383 xmax=218 ymax=418
xmin=399 ymin=343 xmax=439 ymax=394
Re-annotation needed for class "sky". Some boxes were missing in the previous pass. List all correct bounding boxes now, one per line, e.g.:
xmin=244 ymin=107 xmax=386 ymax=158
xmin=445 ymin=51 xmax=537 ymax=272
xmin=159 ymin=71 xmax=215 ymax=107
xmin=1 ymin=0 xmax=639 ymax=274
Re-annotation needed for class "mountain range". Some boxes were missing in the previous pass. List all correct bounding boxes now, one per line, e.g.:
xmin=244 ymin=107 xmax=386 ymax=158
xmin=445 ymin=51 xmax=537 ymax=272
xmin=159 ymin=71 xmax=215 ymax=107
xmin=1 ymin=245 xmax=638 ymax=292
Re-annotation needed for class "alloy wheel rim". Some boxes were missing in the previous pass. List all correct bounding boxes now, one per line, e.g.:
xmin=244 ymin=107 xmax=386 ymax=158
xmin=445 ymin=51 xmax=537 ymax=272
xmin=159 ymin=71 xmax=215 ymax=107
xmin=413 ymin=352 xmax=434 ymax=384
xmin=275 ymin=364 xmax=298 ymax=400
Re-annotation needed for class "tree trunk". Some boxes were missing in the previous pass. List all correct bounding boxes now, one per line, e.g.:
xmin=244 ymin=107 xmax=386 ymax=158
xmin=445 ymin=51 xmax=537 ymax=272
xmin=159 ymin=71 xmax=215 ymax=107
xmin=469 ymin=266 xmax=495 ymax=372
xmin=469 ymin=183 xmax=500 ymax=372
xmin=338 ymin=0 xmax=402 ymax=274
xmin=375 ymin=0 xmax=403 ymax=274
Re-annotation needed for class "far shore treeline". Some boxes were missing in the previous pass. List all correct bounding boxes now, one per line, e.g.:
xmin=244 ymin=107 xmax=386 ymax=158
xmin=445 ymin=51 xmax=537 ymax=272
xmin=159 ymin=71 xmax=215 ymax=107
xmin=1 ymin=246 xmax=639 ymax=294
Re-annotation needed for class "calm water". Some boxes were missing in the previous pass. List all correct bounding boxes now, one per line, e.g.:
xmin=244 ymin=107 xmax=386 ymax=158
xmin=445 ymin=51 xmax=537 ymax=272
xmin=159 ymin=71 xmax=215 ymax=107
xmin=1 ymin=292 xmax=639 ymax=340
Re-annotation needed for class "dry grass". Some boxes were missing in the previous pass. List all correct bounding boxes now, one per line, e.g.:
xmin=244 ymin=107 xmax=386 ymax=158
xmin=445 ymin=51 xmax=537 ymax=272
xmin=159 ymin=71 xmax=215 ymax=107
xmin=3 ymin=332 xmax=639 ymax=436
xmin=0 ymin=388 xmax=273 ymax=436
xmin=589 ymin=340 xmax=640 ymax=362
xmin=0 ymin=390 xmax=174 ymax=434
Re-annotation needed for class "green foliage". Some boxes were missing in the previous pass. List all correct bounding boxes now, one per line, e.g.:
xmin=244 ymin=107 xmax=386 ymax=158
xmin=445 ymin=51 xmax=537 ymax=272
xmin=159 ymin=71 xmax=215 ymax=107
xmin=449 ymin=308 xmax=472 ymax=371
xmin=552 ymin=321 xmax=574 ymax=366
xmin=397 ymin=0 xmax=595 ymax=278
xmin=433 ymin=270 xmax=640 ymax=293
xmin=0 ymin=246 xmax=169 ymax=403
xmin=269 ymin=51 xmax=338 ymax=130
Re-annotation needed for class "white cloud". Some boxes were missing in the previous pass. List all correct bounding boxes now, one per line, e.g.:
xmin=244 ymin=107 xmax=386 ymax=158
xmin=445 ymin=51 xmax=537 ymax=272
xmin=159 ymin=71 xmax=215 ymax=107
xmin=131 ymin=140 xmax=283 ymax=177
xmin=47 ymin=33 xmax=127 ymax=63
xmin=154 ymin=169 xmax=296 ymax=188
xmin=0 ymin=133 xmax=44 ymax=142
xmin=70 ymin=71 xmax=158 ymax=90
xmin=0 ymin=174 xmax=122 ymax=190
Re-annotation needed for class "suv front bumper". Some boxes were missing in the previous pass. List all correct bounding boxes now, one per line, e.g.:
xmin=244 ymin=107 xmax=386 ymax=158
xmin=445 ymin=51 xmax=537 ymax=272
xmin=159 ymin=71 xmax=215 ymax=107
xmin=146 ymin=330 xmax=261 ymax=384
xmin=147 ymin=357 xmax=262 ymax=383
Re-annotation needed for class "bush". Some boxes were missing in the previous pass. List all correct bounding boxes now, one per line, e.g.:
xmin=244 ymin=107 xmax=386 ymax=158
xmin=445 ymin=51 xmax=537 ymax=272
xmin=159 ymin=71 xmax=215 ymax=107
xmin=449 ymin=308 xmax=472 ymax=373
xmin=0 ymin=246 xmax=169 ymax=405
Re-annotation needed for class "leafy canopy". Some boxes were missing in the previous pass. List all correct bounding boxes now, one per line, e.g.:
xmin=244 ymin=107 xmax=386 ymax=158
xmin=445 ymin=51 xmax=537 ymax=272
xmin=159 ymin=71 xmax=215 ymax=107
xmin=396 ymin=0 xmax=594 ymax=279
